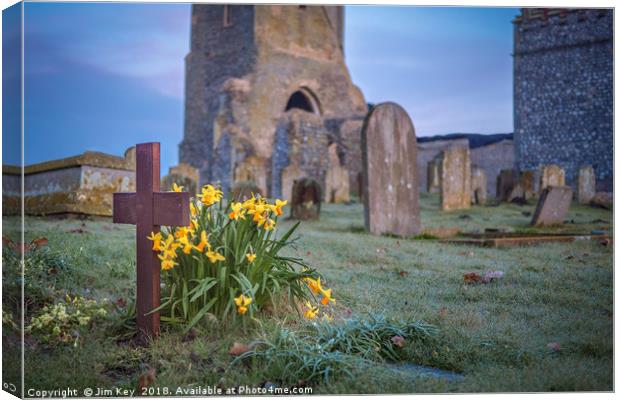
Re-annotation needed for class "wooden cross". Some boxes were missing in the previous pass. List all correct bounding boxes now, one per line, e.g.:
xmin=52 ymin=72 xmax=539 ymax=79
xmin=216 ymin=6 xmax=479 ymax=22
xmin=113 ymin=142 xmax=190 ymax=339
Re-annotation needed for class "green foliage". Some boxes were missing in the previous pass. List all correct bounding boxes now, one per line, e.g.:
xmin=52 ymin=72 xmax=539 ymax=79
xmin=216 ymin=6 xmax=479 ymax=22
xmin=233 ymin=315 xmax=439 ymax=385
xmin=25 ymin=295 xmax=108 ymax=347
xmin=153 ymin=189 xmax=318 ymax=331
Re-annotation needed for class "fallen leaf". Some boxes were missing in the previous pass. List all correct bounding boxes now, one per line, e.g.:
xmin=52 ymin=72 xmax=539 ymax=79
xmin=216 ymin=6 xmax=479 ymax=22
xmin=31 ymin=237 xmax=49 ymax=248
xmin=547 ymin=342 xmax=561 ymax=352
xmin=391 ymin=335 xmax=406 ymax=348
xmin=483 ymin=270 xmax=504 ymax=282
xmin=439 ymin=307 xmax=448 ymax=318
xmin=398 ymin=270 xmax=409 ymax=277
xmin=137 ymin=367 xmax=156 ymax=392
xmin=228 ymin=342 xmax=251 ymax=356
xmin=183 ymin=328 xmax=198 ymax=342
xmin=463 ymin=272 xmax=484 ymax=284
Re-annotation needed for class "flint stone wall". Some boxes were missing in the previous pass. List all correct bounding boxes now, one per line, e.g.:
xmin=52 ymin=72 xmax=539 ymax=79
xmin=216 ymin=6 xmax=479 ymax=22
xmin=514 ymin=8 xmax=613 ymax=191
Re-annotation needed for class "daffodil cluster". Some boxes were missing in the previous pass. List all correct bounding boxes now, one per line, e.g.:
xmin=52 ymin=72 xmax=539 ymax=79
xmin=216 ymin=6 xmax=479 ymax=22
xmin=303 ymin=276 xmax=335 ymax=320
xmin=149 ymin=182 xmax=323 ymax=328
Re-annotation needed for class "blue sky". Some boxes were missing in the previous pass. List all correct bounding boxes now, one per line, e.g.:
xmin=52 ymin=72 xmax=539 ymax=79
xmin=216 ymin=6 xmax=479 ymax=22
xmin=3 ymin=3 xmax=518 ymax=173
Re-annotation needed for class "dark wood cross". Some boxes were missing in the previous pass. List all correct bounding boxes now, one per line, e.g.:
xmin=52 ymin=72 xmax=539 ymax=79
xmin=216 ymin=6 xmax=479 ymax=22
xmin=113 ymin=142 xmax=190 ymax=339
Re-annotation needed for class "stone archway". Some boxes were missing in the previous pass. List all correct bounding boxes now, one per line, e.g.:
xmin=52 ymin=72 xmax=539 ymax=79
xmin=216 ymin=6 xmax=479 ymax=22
xmin=284 ymin=87 xmax=322 ymax=115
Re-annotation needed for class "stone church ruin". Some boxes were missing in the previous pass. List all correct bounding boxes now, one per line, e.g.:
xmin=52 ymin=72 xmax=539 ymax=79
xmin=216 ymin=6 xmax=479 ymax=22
xmin=179 ymin=5 xmax=367 ymax=200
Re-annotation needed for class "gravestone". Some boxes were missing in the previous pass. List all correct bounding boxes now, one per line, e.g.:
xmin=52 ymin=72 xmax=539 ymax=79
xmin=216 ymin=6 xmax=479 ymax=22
xmin=439 ymin=147 xmax=471 ymax=211
xmin=531 ymin=186 xmax=573 ymax=226
xmin=290 ymin=178 xmax=321 ymax=220
xmin=496 ymin=169 xmax=518 ymax=202
xmin=521 ymin=170 xmax=536 ymax=200
xmin=577 ymin=165 xmax=596 ymax=204
xmin=162 ymin=163 xmax=200 ymax=195
xmin=113 ymin=142 xmax=190 ymax=339
xmin=590 ymin=192 xmax=613 ymax=209
xmin=471 ymin=166 xmax=487 ymax=205
xmin=281 ymin=163 xmax=304 ymax=203
xmin=540 ymin=164 xmax=565 ymax=192
xmin=361 ymin=102 xmax=420 ymax=236
xmin=231 ymin=180 xmax=263 ymax=201
xmin=325 ymin=143 xmax=350 ymax=203
xmin=426 ymin=158 xmax=441 ymax=193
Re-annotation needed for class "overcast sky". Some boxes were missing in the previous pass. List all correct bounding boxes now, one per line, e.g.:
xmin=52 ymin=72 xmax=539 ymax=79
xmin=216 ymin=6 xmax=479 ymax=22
xmin=3 ymin=3 xmax=517 ymax=172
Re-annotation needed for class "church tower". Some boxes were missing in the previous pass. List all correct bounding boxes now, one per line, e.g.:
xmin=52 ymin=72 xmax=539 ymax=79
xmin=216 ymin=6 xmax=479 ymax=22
xmin=180 ymin=5 xmax=367 ymax=197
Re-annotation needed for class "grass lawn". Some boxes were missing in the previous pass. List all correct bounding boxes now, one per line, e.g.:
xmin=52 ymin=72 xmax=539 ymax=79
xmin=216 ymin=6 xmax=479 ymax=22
xmin=3 ymin=193 xmax=613 ymax=394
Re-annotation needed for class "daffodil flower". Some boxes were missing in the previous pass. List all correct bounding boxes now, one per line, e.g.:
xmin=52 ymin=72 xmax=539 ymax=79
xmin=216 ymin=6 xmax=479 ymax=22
xmin=304 ymin=276 xmax=322 ymax=295
xmin=147 ymin=232 xmax=163 ymax=251
xmin=304 ymin=301 xmax=319 ymax=319
xmin=319 ymin=288 xmax=335 ymax=305
xmin=206 ymin=250 xmax=225 ymax=264
xmin=246 ymin=252 xmax=257 ymax=263
xmin=171 ymin=182 xmax=184 ymax=192
xmin=197 ymin=185 xmax=223 ymax=206
xmin=234 ymin=294 xmax=252 ymax=315
xmin=194 ymin=230 xmax=209 ymax=252
xmin=228 ymin=202 xmax=246 ymax=220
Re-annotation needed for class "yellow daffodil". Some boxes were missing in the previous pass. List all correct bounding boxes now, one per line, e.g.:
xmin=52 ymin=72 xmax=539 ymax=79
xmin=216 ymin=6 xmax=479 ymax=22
xmin=158 ymin=254 xmax=177 ymax=270
xmin=190 ymin=202 xmax=198 ymax=218
xmin=263 ymin=218 xmax=276 ymax=231
xmin=147 ymin=232 xmax=163 ymax=251
xmin=177 ymin=236 xmax=193 ymax=254
xmin=171 ymin=182 xmax=184 ymax=192
xmin=304 ymin=301 xmax=319 ymax=319
xmin=175 ymin=226 xmax=190 ymax=239
xmin=206 ymin=250 xmax=225 ymax=264
xmin=228 ymin=202 xmax=246 ymax=220
xmin=273 ymin=199 xmax=287 ymax=216
xmin=320 ymin=288 xmax=335 ymax=306
xmin=246 ymin=252 xmax=257 ymax=263
xmin=194 ymin=230 xmax=209 ymax=252
xmin=234 ymin=294 xmax=252 ymax=315
xmin=304 ymin=276 xmax=322 ymax=295
xmin=198 ymin=185 xmax=223 ymax=206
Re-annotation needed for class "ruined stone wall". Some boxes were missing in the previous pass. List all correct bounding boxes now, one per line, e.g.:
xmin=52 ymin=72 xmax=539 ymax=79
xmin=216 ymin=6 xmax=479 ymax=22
xmin=513 ymin=8 xmax=613 ymax=190
xmin=180 ymin=5 xmax=366 ymax=196
xmin=470 ymin=139 xmax=516 ymax=197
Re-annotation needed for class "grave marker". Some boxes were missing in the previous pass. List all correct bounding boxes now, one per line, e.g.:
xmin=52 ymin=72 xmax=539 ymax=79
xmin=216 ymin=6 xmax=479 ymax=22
xmin=540 ymin=164 xmax=565 ymax=192
xmin=531 ymin=186 xmax=572 ymax=226
xmin=361 ymin=102 xmax=420 ymax=236
xmin=577 ymin=165 xmax=596 ymax=204
xmin=496 ymin=169 xmax=518 ymax=202
xmin=290 ymin=178 xmax=321 ymax=220
xmin=439 ymin=147 xmax=471 ymax=211
xmin=113 ymin=142 xmax=190 ymax=339
xmin=471 ymin=166 xmax=487 ymax=205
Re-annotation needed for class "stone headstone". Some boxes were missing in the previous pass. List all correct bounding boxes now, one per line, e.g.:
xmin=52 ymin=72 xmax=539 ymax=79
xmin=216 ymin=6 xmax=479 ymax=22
xmin=426 ymin=158 xmax=441 ymax=193
xmin=439 ymin=147 xmax=471 ymax=211
xmin=496 ymin=169 xmax=518 ymax=202
xmin=231 ymin=181 xmax=263 ymax=201
xmin=590 ymin=192 xmax=613 ymax=210
xmin=520 ymin=170 xmax=536 ymax=200
xmin=281 ymin=163 xmax=305 ymax=203
xmin=577 ymin=165 xmax=596 ymax=204
xmin=124 ymin=146 xmax=136 ymax=170
xmin=234 ymin=156 xmax=269 ymax=197
xmin=162 ymin=163 xmax=200 ymax=194
xmin=361 ymin=102 xmax=421 ymax=236
xmin=290 ymin=178 xmax=321 ymax=220
xmin=325 ymin=143 xmax=350 ymax=203
xmin=540 ymin=164 xmax=565 ymax=192
xmin=531 ymin=186 xmax=573 ymax=226
xmin=471 ymin=166 xmax=487 ymax=205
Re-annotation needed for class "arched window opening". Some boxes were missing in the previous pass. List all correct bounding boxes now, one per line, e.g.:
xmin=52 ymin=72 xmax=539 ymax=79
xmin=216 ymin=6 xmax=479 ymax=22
xmin=285 ymin=89 xmax=320 ymax=114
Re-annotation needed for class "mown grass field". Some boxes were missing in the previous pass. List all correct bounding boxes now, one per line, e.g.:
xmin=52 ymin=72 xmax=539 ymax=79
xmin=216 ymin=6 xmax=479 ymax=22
xmin=2 ymin=193 xmax=613 ymax=394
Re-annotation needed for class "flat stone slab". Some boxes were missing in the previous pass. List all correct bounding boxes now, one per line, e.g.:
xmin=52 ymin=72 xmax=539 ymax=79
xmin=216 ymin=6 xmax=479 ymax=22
xmin=387 ymin=363 xmax=464 ymax=382
xmin=441 ymin=232 xmax=610 ymax=248
xmin=531 ymin=186 xmax=572 ymax=226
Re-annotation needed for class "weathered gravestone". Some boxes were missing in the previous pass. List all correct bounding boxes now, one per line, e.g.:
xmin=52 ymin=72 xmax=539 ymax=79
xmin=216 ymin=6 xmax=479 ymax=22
xmin=577 ymin=165 xmax=596 ymax=204
xmin=290 ymin=178 xmax=321 ymax=220
xmin=520 ymin=170 xmax=536 ymax=200
xmin=496 ymin=169 xmax=518 ymax=202
xmin=113 ymin=143 xmax=190 ymax=339
xmin=531 ymin=186 xmax=573 ymax=226
xmin=231 ymin=180 xmax=263 ymax=201
xmin=426 ymin=158 xmax=441 ymax=193
xmin=325 ymin=143 xmax=350 ymax=203
xmin=439 ymin=147 xmax=471 ymax=211
xmin=281 ymin=163 xmax=304 ymax=203
xmin=471 ymin=166 xmax=487 ymax=205
xmin=361 ymin=102 xmax=420 ymax=236
xmin=540 ymin=164 xmax=565 ymax=192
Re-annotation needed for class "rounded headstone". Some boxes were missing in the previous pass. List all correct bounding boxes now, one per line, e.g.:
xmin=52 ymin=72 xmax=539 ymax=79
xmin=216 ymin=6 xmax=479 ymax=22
xmin=290 ymin=178 xmax=321 ymax=220
xmin=361 ymin=102 xmax=421 ymax=236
